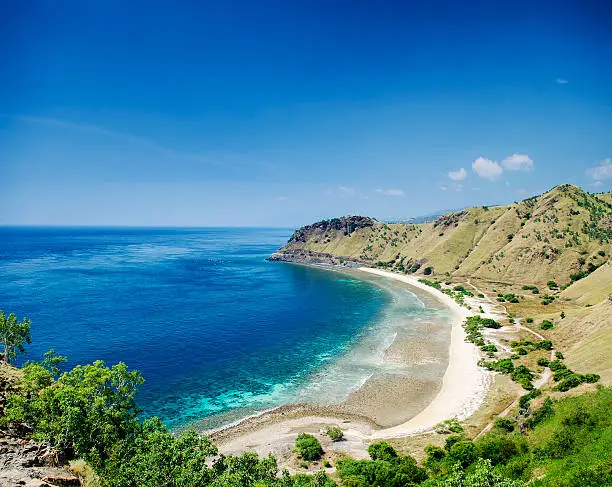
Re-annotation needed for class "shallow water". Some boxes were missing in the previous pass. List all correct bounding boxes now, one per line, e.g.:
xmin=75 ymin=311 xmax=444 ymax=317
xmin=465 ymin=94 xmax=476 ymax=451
xmin=0 ymin=227 xmax=451 ymax=429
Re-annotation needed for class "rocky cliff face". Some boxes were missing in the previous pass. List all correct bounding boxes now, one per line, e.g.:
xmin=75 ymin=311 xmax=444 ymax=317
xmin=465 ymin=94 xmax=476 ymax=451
xmin=1 ymin=363 xmax=81 ymax=487
xmin=268 ymin=216 xmax=376 ymax=267
xmin=285 ymin=216 xmax=376 ymax=244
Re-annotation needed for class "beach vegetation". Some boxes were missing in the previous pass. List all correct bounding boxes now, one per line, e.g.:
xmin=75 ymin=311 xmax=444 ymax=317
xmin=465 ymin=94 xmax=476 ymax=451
xmin=295 ymin=433 xmax=324 ymax=461
xmin=434 ymin=418 xmax=464 ymax=434
xmin=326 ymin=426 xmax=344 ymax=442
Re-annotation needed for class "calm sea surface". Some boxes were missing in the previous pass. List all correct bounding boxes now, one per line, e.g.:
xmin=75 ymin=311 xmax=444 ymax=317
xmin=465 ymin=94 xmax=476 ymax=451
xmin=0 ymin=227 xmax=446 ymax=429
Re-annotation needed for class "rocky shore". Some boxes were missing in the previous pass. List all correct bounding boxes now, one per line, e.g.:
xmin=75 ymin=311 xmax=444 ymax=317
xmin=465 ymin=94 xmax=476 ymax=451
xmin=267 ymin=248 xmax=363 ymax=267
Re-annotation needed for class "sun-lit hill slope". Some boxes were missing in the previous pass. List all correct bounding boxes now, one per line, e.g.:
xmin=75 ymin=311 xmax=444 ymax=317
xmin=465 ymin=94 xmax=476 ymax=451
xmin=275 ymin=184 xmax=612 ymax=288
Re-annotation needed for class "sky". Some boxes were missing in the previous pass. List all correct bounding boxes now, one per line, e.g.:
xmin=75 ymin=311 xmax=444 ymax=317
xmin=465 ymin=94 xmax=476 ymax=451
xmin=1 ymin=0 xmax=611 ymax=227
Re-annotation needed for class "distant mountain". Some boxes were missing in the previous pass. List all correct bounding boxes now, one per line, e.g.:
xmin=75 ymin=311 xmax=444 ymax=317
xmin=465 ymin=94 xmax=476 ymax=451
xmin=384 ymin=208 xmax=463 ymax=225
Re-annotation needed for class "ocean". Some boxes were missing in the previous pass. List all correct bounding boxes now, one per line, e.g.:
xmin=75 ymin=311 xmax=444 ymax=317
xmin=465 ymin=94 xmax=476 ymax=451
xmin=0 ymin=227 xmax=449 ymax=430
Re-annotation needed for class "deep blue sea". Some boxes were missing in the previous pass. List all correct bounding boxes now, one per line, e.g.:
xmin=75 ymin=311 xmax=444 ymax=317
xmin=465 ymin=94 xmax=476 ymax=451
xmin=0 ymin=227 xmax=426 ymax=429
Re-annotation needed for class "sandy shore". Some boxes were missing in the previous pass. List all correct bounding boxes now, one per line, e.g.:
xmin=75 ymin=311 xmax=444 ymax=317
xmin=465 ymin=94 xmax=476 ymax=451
xmin=213 ymin=267 xmax=490 ymax=456
xmin=359 ymin=269 xmax=490 ymax=438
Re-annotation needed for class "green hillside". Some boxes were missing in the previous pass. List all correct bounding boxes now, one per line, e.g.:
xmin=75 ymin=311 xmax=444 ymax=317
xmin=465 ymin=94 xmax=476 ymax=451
xmin=275 ymin=184 xmax=612 ymax=288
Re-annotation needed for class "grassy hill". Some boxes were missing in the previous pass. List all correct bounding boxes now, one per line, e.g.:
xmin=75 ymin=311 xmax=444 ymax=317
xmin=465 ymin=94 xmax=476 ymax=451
xmin=275 ymin=184 xmax=612 ymax=288
xmin=273 ymin=184 xmax=612 ymax=383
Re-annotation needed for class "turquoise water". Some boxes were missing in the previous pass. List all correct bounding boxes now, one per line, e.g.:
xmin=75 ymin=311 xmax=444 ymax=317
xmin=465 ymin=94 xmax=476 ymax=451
xmin=0 ymin=227 xmax=447 ymax=430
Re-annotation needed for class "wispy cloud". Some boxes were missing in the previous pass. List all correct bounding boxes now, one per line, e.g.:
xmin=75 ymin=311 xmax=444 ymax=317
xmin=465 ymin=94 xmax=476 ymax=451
xmin=556 ymin=78 xmax=569 ymax=85
xmin=472 ymin=157 xmax=503 ymax=181
xmin=448 ymin=167 xmax=467 ymax=181
xmin=502 ymin=154 xmax=534 ymax=172
xmin=375 ymin=188 xmax=404 ymax=196
xmin=587 ymin=158 xmax=612 ymax=181
xmin=10 ymin=115 xmax=224 ymax=167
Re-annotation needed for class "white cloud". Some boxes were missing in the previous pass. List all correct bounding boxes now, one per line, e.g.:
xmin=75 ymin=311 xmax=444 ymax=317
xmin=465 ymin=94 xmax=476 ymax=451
xmin=472 ymin=157 xmax=503 ymax=181
xmin=587 ymin=159 xmax=612 ymax=180
xmin=502 ymin=154 xmax=534 ymax=172
xmin=439 ymin=185 xmax=448 ymax=191
xmin=448 ymin=167 xmax=467 ymax=181
xmin=591 ymin=181 xmax=603 ymax=188
xmin=376 ymin=188 xmax=404 ymax=196
xmin=556 ymin=78 xmax=569 ymax=84
xmin=338 ymin=186 xmax=356 ymax=197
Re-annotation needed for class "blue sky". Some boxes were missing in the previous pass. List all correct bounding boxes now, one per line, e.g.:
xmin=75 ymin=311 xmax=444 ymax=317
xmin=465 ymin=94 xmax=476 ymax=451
xmin=1 ymin=1 xmax=611 ymax=226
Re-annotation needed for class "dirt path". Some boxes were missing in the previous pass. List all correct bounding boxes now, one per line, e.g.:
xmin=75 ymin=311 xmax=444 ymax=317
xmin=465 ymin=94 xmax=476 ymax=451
xmin=465 ymin=280 xmax=556 ymax=439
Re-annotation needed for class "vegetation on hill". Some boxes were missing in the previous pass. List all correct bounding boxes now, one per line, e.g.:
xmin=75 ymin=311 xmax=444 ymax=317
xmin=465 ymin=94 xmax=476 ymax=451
xmin=276 ymin=185 xmax=611 ymax=287
xmin=1 ymin=317 xmax=610 ymax=486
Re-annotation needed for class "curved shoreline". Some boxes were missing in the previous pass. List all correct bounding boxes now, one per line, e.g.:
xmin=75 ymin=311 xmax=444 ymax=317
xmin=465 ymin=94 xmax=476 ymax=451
xmin=358 ymin=268 xmax=490 ymax=438
xmin=212 ymin=266 xmax=490 ymax=455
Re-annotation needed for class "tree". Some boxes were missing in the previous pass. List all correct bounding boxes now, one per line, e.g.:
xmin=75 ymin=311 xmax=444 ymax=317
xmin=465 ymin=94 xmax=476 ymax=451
xmin=0 ymin=311 xmax=31 ymax=363
xmin=295 ymin=433 xmax=323 ymax=461
xmin=4 ymin=359 xmax=144 ymax=466
xmin=367 ymin=441 xmax=398 ymax=461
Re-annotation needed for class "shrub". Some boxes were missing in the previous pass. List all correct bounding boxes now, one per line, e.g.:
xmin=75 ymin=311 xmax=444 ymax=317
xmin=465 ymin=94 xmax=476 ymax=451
xmin=481 ymin=344 xmax=498 ymax=353
xmin=535 ymin=340 xmax=553 ymax=350
xmin=476 ymin=435 xmax=519 ymax=466
xmin=554 ymin=374 xmax=584 ymax=392
xmin=367 ymin=441 xmax=397 ymax=461
xmin=555 ymin=351 xmax=564 ymax=359
xmin=444 ymin=434 xmax=464 ymax=452
xmin=539 ymin=320 xmax=554 ymax=330
xmin=435 ymin=418 xmax=464 ymax=434
xmin=448 ymin=440 xmax=478 ymax=468
xmin=547 ymin=280 xmax=558 ymax=289
xmin=537 ymin=358 xmax=549 ymax=367
xmin=526 ymin=397 xmax=554 ymax=428
xmin=423 ymin=266 xmax=433 ymax=275
xmin=424 ymin=444 xmax=446 ymax=462
xmin=326 ymin=426 xmax=343 ymax=442
xmin=526 ymin=317 xmax=534 ymax=323
xmin=494 ymin=418 xmax=515 ymax=432
xmin=295 ymin=433 xmax=323 ymax=461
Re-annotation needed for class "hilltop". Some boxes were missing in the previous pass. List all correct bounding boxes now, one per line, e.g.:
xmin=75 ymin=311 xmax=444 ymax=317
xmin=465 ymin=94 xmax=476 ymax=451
xmin=271 ymin=184 xmax=612 ymax=288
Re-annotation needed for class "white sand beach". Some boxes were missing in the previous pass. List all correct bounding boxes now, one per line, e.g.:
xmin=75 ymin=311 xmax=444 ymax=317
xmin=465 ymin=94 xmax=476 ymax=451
xmin=214 ymin=267 xmax=491 ymax=457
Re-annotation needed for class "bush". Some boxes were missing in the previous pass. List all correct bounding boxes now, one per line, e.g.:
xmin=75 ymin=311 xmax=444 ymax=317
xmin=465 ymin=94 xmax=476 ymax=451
xmin=539 ymin=320 xmax=554 ymax=330
xmin=481 ymin=344 xmax=498 ymax=353
xmin=526 ymin=397 xmax=554 ymax=428
xmin=444 ymin=434 xmax=464 ymax=452
xmin=494 ymin=418 xmax=515 ymax=432
xmin=476 ymin=435 xmax=519 ymax=466
xmin=555 ymin=351 xmax=564 ymax=359
xmin=295 ymin=433 xmax=323 ymax=461
xmin=367 ymin=441 xmax=397 ymax=461
xmin=435 ymin=418 xmax=464 ymax=434
xmin=535 ymin=340 xmax=553 ymax=350
xmin=555 ymin=374 xmax=584 ymax=392
xmin=423 ymin=266 xmax=433 ymax=275
xmin=537 ymin=358 xmax=549 ymax=367
xmin=547 ymin=280 xmax=558 ymax=289
xmin=326 ymin=426 xmax=343 ymax=442
xmin=448 ymin=440 xmax=478 ymax=468
xmin=526 ymin=317 xmax=534 ymax=323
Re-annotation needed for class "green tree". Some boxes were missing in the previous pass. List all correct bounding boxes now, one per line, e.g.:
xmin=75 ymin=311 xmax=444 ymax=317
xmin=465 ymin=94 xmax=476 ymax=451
xmin=295 ymin=433 xmax=323 ymax=461
xmin=0 ymin=311 xmax=31 ymax=363
xmin=367 ymin=441 xmax=398 ymax=461
xmin=4 ymin=359 xmax=144 ymax=466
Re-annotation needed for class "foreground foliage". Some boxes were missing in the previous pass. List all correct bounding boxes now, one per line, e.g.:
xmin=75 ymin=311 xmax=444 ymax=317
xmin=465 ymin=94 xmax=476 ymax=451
xmin=2 ymin=346 xmax=610 ymax=486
